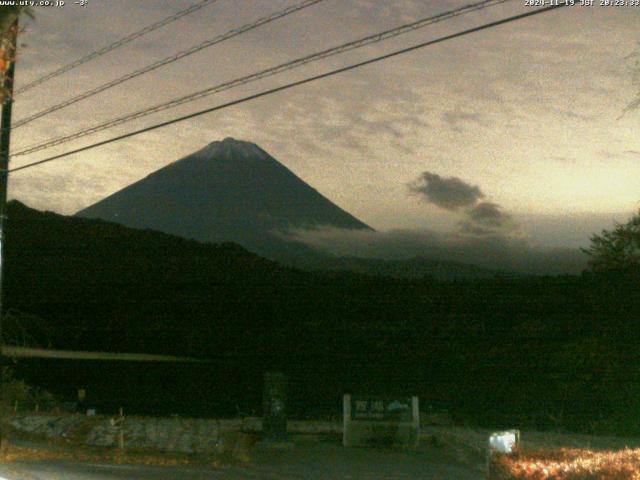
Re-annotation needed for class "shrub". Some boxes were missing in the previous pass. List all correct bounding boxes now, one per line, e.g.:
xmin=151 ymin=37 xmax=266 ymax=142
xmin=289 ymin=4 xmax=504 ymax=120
xmin=0 ymin=367 xmax=58 ymax=413
xmin=490 ymin=447 xmax=640 ymax=479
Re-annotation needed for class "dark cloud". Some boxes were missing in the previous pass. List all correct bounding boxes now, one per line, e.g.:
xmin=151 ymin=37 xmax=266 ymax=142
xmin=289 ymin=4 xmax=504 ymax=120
xmin=283 ymin=226 xmax=587 ymax=275
xmin=392 ymin=141 xmax=416 ymax=156
xmin=409 ymin=172 xmax=484 ymax=211
xmin=459 ymin=201 xmax=518 ymax=236
xmin=441 ymin=110 xmax=484 ymax=132
xmin=409 ymin=172 xmax=519 ymax=240
xmin=557 ymin=109 xmax=594 ymax=121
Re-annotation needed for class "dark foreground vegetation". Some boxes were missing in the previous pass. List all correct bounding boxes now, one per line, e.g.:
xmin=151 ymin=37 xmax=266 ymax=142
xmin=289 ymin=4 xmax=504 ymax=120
xmin=3 ymin=201 xmax=640 ymax=434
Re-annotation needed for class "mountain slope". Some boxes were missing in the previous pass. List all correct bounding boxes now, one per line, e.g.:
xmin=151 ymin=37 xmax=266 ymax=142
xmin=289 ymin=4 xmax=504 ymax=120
xmin=5 ymin=200 xmax=305 ymax=356
xmin=77 ymin=138 xmax=371 ymax=258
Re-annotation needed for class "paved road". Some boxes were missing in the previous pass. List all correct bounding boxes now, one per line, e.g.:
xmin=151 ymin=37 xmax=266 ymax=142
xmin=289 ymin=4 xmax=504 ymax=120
xmin=0 ymin=441 xmax=483 ymax=479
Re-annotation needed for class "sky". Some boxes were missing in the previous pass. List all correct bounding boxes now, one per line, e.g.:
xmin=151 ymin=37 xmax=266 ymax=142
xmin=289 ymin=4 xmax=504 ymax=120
xmin=6 ymin=0 xmax=640 ymax=267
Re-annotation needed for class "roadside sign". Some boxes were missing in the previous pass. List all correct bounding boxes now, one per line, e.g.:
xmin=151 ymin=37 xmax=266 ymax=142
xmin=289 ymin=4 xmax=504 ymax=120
xmin=351 ymin=396 xmax=413 ymax=422
xmin=343 ymin=394 xmax=419 ymax=447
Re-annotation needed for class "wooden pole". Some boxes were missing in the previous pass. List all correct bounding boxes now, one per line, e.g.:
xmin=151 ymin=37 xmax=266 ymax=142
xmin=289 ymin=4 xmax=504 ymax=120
xmin=0 ymin=18 xmax=18 ymax=344
xmin=0 ymin=18 xmax=18 ymax=449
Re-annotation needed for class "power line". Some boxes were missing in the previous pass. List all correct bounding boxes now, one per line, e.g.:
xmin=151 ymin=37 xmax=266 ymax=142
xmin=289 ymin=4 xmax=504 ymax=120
xmin=14 ymin=0 xmax=219 ymax=95
xmin=9 ymin=2 xmax=569 ymax=174
xmin=12 ymin=0 xmax=511 ymax=157
xmin=12 ymin=0 xmax=326 ymax=129
xmin=1 ymin=345 xmax=210 ymax=362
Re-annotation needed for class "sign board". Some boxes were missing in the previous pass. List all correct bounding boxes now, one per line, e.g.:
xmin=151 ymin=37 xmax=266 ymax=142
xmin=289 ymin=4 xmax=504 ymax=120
xmin=343 ymin=394 xmax=419 ymax=447
xmin=351 ymin=396 xmax=413 ymax=422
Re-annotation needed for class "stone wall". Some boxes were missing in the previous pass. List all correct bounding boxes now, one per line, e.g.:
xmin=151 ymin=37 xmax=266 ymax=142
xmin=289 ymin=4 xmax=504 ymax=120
xmin=7 ymin=414 xmax=341 ymax=454
xmin=6 ymin=412 xmax=451 ymax=453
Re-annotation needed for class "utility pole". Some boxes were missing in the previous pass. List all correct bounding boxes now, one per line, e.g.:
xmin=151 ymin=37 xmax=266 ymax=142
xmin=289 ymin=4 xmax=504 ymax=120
xmin=0 ymin=17 xmax=18 ymax=342
xmin=0 ymin=17 xmax=18 ymax=449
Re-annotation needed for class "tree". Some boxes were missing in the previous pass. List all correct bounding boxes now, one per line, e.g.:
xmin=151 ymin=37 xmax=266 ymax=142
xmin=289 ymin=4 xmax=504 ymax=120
xmin=0 ymin=7 xmax=32 ymax=102
xmin=583 ymin=210 xmax=640 ymax=273
xmin=0 ymin=7 xmax=32 ymax=35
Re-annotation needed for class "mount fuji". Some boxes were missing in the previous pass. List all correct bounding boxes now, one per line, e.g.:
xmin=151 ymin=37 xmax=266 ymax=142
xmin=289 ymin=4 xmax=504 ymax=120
xmin=77 ymin=137 xmax=371 ymax=259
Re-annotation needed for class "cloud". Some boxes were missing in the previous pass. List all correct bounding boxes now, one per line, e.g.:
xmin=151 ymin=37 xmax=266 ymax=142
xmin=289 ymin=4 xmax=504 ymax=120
xmin=598 ymin=150 xmax=620 ymax=160
xmin=409 ymin=172 xmax=484 ymax=211
xmin=15 ymin=0 xmax=640 ymax=243
xmin=283 ymin=226 xmax=587 ymax=275
xmin=459 ymin=201 xmax=519 ymax=236
xmin=284 ymin=172 xmax=581 ymax=275
xmin=281 ymin=171 xmax=578 ymax=274
xmin=409 ymin=171 xmax=519 ymax=238
xmin=598 ymin=149 xmax=640 ymax=160
xmin=551 ymin=155 xmax=575 ymax=164
xmin=441 ymin=110 xmax=484 ymax=132
xmin=9 ymin=169 xmax=114 ymax=214
xmin=557 ymin=109 xmax=594 ymax=121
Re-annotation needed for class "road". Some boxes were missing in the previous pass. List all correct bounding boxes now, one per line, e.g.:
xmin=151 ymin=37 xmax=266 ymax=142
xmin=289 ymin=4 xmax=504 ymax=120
xmin=0 ymin=440 xmax=483 ymax=479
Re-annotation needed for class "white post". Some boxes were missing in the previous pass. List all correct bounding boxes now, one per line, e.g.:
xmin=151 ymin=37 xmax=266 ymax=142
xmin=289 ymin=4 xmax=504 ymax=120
xmin=487 ymin=430 xmax=520 ymax=474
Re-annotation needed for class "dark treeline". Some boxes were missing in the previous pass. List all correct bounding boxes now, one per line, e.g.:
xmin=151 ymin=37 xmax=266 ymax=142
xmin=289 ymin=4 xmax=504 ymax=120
xmin=4 ymin=201 xmax=640 ymax=434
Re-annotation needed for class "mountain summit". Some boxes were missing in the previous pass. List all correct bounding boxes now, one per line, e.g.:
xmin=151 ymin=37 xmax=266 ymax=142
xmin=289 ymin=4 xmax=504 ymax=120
xmin=77 ymin=138 xmax=371 ymax=258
